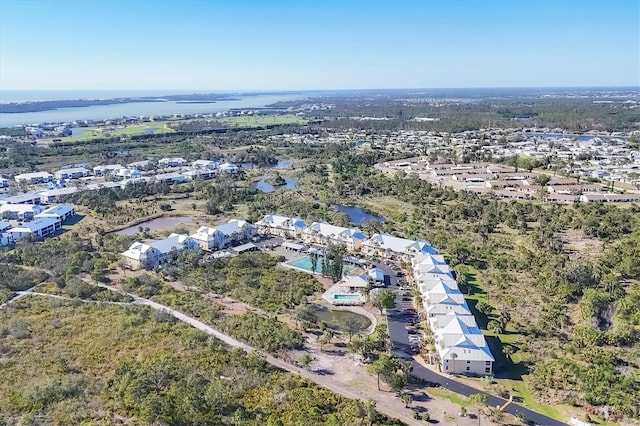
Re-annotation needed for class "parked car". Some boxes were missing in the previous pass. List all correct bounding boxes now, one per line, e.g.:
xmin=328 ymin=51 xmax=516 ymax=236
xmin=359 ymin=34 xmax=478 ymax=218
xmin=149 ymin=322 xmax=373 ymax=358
xmin=402 ymin=307 xmax=417 ymax=313
xmin=407 ymin=328 xmax=418 ymax=334
xmin=401 ymin=296 xmax=412 ymax=302
xmin=408 ymin=336 xmax=420 ymax=343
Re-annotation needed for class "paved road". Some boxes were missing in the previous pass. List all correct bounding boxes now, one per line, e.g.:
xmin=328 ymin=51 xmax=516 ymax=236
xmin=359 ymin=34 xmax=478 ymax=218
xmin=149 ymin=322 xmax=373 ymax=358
xmin=387 ymin=309 xmax=565 ymax=426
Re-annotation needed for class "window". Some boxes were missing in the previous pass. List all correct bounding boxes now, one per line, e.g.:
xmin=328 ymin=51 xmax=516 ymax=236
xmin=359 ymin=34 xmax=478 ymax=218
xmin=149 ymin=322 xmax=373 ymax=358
xmin=485 ymin=367 xmax=491 ymax=373
xmin=466 ymin=366 xmax=470 ymax=371
xmin=485 ymin=361 xmax=491 ymax=366
xmin=466 ymin=360 xmax=471 ymax=364
xmin=445 ymin=366 xmax=448 ymax=371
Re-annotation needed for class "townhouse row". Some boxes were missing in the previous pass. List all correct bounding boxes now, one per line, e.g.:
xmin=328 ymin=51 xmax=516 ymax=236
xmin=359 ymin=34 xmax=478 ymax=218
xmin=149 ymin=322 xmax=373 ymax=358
xmin=12 ymin=158 xmax=239 ymax=185
xmin=256 ymin=214 xmax=494 ymax=376
xmin=0 ymin=204 xmax=76 ymax=245
xmin=255 ymin=214 xmax=437 ymax=260
xmin=120 ymin=219 xmax=256 ymax=270
xmin=411 ymin=253 xmax=494 ymax=376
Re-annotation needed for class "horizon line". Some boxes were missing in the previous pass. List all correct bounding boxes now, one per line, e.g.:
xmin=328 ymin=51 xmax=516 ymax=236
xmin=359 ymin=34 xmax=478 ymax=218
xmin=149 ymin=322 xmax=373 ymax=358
xmin=2 ymin=85 xmax=639 ymax=92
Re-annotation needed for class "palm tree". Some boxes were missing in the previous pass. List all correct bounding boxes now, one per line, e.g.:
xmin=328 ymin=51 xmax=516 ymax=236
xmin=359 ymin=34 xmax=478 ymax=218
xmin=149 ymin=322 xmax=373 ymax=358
xmin=450 ymin=352 xmax=458 ymax=374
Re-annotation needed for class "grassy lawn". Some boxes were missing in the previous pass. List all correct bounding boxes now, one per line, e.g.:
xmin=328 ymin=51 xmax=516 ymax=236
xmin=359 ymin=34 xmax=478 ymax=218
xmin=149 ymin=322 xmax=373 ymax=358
xmin=428 ymin=387 xmax=467 ymax=407
xmin=57 ymin=121 xmax=177 ymax=142
xmin=222 ymin=114 xmax=307 ymax=127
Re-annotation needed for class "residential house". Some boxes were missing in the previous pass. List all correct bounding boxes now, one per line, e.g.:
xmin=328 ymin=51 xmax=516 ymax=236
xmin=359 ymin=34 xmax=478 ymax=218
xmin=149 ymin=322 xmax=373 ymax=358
xmin=302 ymin=222 xmax=368 ymax=251
xmin=93 ymin=164 xmax=123 ymax=176
xmin=14 ymin=172 xmax=53 ymax=184
xmin=0 ymin=178 xmax=8 ymax=188
xmin=120 ymin=233 xmax=198 ymax=270
xmin=255 ymin=214 xmax=307 ymax=239
xmin=218 ymin=162 xmax=239 ymax=174
xmin=423 ymin=282 xmax=466 ymax=306
xmin=0 ymin=193 xmax=42 ymax=205
xmin=128 ymin=160 xmax=151 ymax=170
xmin=114 ymin=168 xmax=143 ymax=179
xmin=39 ymin=187 xmax=78 ymax=204
xmin=35 ymin=204 xmax=75 ymax=223
xmin=425 ymin=297 xmax=473 ymax=317
xmin=158 ymin=157 xmax=187 ymax=168
xmin=0 ymin=221 xmax=12 ymax=232
xmin=154 ymin=173 xmax=187 ymax=185
xmin=181 ymin=169 xmax=216 ymax=180
xmin=0 ymin=204 xmax=45 ymax=221
xmin=190 ymin=219 xmax=256 ymax=251
xmin=6 ymin=217 xmax=61 ymax=240
xmin=54 ymin=167 xmax=91 ymax=180
xmin=191 ymin=159 xmax=218 ymax=170
xmin=433 ymin=316 xmax=494 ymax=375
xmin=362 ymin=233 xmax=438 ymax=260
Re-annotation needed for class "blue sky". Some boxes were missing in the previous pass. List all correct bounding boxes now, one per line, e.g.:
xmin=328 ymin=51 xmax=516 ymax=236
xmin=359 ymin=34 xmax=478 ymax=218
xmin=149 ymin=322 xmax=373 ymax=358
xmin=1 ymin=0 xmax=638 ymax=90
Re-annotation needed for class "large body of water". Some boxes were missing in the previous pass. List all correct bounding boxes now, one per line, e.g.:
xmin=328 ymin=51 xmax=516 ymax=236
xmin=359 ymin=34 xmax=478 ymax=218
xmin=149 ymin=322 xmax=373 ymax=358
xmin=0 ymin=90 xmax=310 ymax=127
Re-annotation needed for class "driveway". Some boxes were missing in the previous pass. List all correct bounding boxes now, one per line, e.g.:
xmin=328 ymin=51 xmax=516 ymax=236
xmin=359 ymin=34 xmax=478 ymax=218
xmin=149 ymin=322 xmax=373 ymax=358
xmin=386 ymin=308 xmax=565 ymax=426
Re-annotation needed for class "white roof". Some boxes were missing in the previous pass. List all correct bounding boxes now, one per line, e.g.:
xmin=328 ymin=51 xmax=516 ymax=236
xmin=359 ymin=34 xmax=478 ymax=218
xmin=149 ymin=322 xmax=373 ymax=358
xmin=342 ymin=274 xmax=369 ymax=288
xmin=425 ymin=296 xmax=471 ymax=316
xmin=192 ymin=159 xmax=217 ymax=166
xmin=155 ymin=172 xmax=184 ymax=180
xmin=94 ymin=164 xmax=123 ymax=170
xmin=0 ymin=204 xmax=43 ymax=214
xmin=424 ymin=284 xmax=466 ymax=305
xmin=257 ymin=214 xmax=307 ymax=229
xmin=37 ymin=204 xmax=74 ymax=218
xmin=304 ymin=222 xmax=368 ymax=242
xmin=191 ymin=220 xmax=252 ymax=240
xmin=41 ymin=187 xmax=78 ymax=197
xmin=412 ymin=253 xmax=447 ymax=267
xmin=363 ymin=233 xmax=416 ymax=253
xmin=8 ymin=217 xmax=59 ymax=233
xmin=15 ymin=171 xmax=52 ymax=179
xmin=121 ymin=234 xmax=193 ymax=260
xmin=440 ymin=335 xmax=494 ymax=362
xmin=159 ymin=157 xmax=186 ymax=163
xmin=56 ymin=167 xmax=90 ymax=174
xmin=282 ymin=242 xmax=305 ymax=250
xmin=1 ymin=193 xmax=41 ymax=204
xmin=429 ymin=312 xmax=478 ymax=330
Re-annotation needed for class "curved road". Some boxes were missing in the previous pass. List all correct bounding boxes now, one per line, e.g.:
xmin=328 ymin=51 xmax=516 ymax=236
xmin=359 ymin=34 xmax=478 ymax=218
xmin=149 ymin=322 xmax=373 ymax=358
xmin=387 ymin=310 xmax=565 ymax=426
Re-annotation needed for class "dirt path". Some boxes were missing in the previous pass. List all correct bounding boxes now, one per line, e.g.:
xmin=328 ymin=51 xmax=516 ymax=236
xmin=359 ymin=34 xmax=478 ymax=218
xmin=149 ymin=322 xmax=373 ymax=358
xmin=83 ymin=279 xmax=482 ymax=425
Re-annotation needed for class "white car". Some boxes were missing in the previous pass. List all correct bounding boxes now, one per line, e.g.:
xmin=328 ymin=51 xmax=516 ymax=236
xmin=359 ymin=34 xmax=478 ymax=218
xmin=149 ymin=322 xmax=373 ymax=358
xmin=408 ymin=336 xmax=420 ymax=343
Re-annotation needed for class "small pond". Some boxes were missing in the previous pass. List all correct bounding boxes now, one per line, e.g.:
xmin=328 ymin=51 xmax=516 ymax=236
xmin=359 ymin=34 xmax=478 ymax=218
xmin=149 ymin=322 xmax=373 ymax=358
xmin=273 ymin=159 xmax=292 ymax=169
xmin=143 ymin=127 xmax=159 ymax=135
xmin=115 ymin=216 xmax=193 ymax=235
xmin=256 ymin=177 xmax=298 ymax=193
xmin=335 ymin=205 xmax=385 ymax=224
xmin=312 ymin=305 xmax=371 ymax=330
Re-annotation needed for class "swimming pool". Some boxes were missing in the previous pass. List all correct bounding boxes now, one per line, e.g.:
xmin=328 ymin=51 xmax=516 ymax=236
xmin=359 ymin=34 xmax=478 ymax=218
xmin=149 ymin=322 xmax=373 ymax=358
xmin=334 ymin=294 xmax=360 ymax=300
xmin=285 ymin=256 xmax=353 ymax=274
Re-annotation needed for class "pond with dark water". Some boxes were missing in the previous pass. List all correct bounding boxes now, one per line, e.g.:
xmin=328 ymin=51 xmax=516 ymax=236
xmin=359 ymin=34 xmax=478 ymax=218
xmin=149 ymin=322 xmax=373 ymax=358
xmin=256 ymin=177 xmax=298 ymax=193
xmin=335 ymin=205 xmax=385 ymax=224
xmin=312 ymin=305 xmax=371 ymax=330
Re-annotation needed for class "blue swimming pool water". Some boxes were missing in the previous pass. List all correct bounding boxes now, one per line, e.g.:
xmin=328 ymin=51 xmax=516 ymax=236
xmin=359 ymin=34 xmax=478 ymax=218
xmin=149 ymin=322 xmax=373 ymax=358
xmin=285 ymin=256 xmax=353 ymax=274
xmin=334 ymin=294 xmax=360 ymax=300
